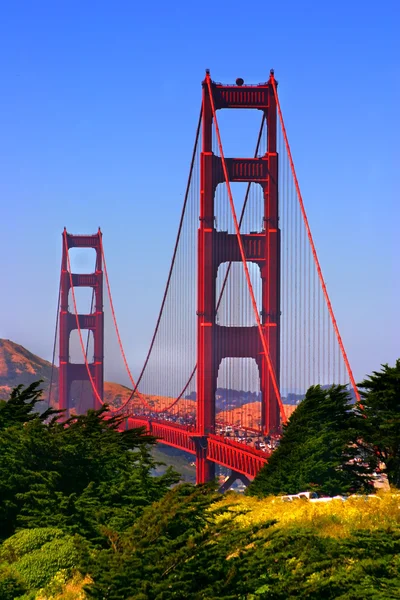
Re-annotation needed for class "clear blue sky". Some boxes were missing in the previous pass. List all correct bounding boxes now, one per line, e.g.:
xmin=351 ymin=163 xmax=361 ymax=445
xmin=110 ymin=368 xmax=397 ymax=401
xmin=0 ymin=0 xmax=398 ymax=385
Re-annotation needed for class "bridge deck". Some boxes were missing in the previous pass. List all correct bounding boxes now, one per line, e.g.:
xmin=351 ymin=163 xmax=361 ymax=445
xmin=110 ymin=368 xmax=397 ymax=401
xmin=126 ymin=417 xmax=269 ymax=479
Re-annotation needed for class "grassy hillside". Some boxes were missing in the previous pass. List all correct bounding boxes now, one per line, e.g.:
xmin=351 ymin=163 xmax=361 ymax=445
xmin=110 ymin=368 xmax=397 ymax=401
xmin=151 ymin=443 xmax=196 ymax=483
xmin=218 ymin=490 xmax=400 ymax=536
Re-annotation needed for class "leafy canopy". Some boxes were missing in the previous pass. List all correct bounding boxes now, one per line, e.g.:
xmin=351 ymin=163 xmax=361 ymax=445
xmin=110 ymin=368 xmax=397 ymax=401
xmin=0 ymin=382 xmax=179 ymax=542
xmin=247 ymin=384 xmax=376 ymax=498
xmin=358 ymin=359 xmax=400 ymax=487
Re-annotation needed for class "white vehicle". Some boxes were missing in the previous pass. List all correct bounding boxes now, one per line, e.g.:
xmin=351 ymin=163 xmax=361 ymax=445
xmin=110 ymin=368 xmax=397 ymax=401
xmin=281 ymin=491 xmax=318 ymax=501
xmin=310 ymin=496 xmax=346 ymax=503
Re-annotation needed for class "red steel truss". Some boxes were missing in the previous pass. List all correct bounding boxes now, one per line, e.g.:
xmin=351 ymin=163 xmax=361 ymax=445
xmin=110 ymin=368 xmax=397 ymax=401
xmin=196 ymin=72 xmax=280 ymax=483
xmin=59 ymin=229 xmax=104 ymax=413
xmin=126 ymin=418 xmax=269 ymax=480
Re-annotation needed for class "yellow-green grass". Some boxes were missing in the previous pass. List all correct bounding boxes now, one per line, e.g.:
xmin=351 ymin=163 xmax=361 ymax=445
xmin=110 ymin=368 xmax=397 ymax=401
xmin=214 ymin=491 xmax=400 ymax=538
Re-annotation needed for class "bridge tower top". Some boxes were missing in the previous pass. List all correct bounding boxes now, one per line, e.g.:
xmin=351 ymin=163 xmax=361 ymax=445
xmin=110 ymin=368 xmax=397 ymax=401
xmin=202 ymin=69 xmax=277 ymax=110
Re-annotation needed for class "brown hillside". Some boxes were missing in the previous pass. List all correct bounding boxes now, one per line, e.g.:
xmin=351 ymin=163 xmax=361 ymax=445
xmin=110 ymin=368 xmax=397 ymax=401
xmin=218 ymin=402 xmax=261 ymax=429
xmin=0 ymin=339 xmax=296 ymax=421
xmin=219 ymin=401 xmax=297 ymax=429
xmin=0 ymin=339 xmax=135 ymax=408
xmin=0 ymin=339 xmax=57 ymax=402
xmin=0 ymin=339 xmax=193 ymax=412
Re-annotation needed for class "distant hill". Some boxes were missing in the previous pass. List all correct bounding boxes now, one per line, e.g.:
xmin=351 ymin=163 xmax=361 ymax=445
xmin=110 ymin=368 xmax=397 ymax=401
xmin=0 ymin=339 xmax=56 ymax=402
xmin=0 ymin=339 xmax=133 ymax=409
xmin=0 ymin=338 xmax=298 ymax=422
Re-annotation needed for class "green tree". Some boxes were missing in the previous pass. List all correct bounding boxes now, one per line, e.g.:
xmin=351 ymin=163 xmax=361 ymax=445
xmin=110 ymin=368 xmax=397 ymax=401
xmin=83 ymin=483 xmax=226 ymax=599
xmin=358 ymin=359 xmax=400 ymax=488
xmin=0 ymin=381 xmax=55 ymax=430
xmin=0 ymin=382 xmax=179 ymax=542
xmin=82 ymin=485 xmax=400 ymax=600
xmin=247 ymin=385 xmax=375 ymax=498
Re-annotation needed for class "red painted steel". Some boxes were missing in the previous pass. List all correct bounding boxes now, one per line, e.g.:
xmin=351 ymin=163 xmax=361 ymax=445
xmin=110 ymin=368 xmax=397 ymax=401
xmin=207 ymin=72 xmax=284 ymax=430
xmin=59 ymin=229 xmax=104 ymax=414
xmin=196 ymin=77 xmax=216 ymax=483
xmin=126 ymin=418 xmax=268 ymax=479
xmin=49 ymin=72 xmax=363 ymax=491
xmin=196 ymin=72 xmax=281 ymax=483
xmin=207 ymin=435 xmax=269 ymax=479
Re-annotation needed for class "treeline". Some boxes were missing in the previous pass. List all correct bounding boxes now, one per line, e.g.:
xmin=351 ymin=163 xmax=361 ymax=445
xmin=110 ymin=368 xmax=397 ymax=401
xmin=0 ymin=360 xmax=398 ymax=599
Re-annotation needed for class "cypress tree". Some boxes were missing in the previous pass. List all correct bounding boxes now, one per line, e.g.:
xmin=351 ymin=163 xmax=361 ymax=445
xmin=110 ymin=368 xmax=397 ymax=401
xmin=357 ymin=359 xmax=400 ymax=488
xmin=248 ymin=384 xmax=375 ymax=497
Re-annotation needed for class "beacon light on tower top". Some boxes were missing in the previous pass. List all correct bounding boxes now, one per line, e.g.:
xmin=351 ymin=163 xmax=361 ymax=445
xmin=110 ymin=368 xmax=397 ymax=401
xmin=236 ymin=77 xmax=244 ymax=86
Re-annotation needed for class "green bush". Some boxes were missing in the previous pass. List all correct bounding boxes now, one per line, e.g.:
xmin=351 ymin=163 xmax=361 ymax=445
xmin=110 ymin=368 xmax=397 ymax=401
xmin=0 ymin=528 xmax=66 ymax=563
xmin=13 ymin=535 xmax=78 ymax=589
xmin=0 ymin=563 xmax=26 ymax=600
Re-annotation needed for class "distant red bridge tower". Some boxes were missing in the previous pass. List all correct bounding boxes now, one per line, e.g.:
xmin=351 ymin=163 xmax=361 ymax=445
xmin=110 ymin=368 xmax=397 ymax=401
xmin=59 ymin=229 xmax=104 ymax=414
xmin=196 ymin=71 xmax=280 ymax=483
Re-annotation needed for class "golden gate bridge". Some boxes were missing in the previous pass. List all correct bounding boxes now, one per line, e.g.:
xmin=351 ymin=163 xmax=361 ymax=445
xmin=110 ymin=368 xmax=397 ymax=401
xmin=50 ymin=70 xmax=359 ymax=490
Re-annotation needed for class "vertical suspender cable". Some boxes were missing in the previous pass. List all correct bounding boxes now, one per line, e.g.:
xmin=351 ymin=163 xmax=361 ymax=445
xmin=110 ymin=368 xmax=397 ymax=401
xmin=78 ymin=288 xmax=95 ymax=409
xmin=110 ymin=109 xmax=203 ymax=413
xmin=47 ymin=270 xmax=62 ymax=407
xmin=289 ymin=148 xmax=294 ymax=395
xmin=313 ymin=246 xmax=316 ymax=383
xmin=294 ymin=158 xmax=298 ymax=394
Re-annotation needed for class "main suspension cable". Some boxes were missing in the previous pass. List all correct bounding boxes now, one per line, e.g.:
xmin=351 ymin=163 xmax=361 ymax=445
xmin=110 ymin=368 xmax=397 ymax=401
xmin=114 ymin=107 xmax=203 ymax=414
xmin=270 ymin=74 xmax=360 ymax=403
xmin=77 ymin=288 xmax=95 ymax=409
xmin=100 ymin=236 xmax=143 ymax=398
xmin=64 ymin=233 xmax=165 ymax=413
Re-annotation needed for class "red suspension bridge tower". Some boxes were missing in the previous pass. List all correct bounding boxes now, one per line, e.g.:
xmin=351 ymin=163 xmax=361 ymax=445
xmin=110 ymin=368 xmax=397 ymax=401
xmin=50 ymin=71 xmax=360 ymax=490
xmin=196 ymin=71 xmax=280 ymax=483
xmin=59 ymin=228 xmax=104 ymax=413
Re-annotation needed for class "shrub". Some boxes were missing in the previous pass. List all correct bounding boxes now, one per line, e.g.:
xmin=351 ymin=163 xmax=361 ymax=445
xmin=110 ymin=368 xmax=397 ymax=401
xmin=0 ymin=528 xmax=66 ymax=563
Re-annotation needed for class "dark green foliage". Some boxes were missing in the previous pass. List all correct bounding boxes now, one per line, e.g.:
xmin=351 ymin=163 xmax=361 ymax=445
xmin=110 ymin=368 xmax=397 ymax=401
xmin=1 ymin=370 xmax=400 ymax=599
xmin=0 ymin=381 xmax=56 ymax=430
xmin=358 ymin=359 xmax=400 ymax=487
xmin=83 ymin=483 xmax=223 ymax=599
xmin=248 ymin=385 xmax=376 ymax=498
xmin=82 ymin=485 xmax=400 ymax=600
xmin=0 ymin=382 xmax=179 ymax=542
xmin=0 ymin=527 xmax=66 ymax=562
xmin=0 ymin=563 xmax=26 ymax=600
xmin=1 ymin=528 xmax=78 ymax=589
